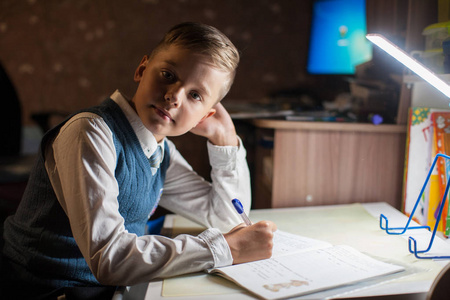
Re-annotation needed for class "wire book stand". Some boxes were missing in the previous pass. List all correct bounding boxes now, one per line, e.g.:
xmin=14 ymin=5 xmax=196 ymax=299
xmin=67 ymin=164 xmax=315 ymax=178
xmin=380 ymin=153 xmax=450 ymax=259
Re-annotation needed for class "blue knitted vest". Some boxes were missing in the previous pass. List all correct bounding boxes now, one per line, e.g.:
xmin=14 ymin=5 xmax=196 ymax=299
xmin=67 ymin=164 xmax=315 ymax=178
xmin=3 ymin=98 xmax=170 ymax=288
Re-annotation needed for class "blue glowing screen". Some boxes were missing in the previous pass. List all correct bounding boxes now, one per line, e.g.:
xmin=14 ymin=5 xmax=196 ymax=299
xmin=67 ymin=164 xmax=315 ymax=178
xmin=307 ymin=0 xmax=372 ymax=74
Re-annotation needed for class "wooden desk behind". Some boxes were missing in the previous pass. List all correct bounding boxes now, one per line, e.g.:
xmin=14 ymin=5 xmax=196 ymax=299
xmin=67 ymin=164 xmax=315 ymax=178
xmin=253 ymin=120 xmax=407 ymax=209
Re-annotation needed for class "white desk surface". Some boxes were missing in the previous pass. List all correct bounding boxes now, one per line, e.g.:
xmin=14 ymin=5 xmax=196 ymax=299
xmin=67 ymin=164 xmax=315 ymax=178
xmin=121 ymin=202 xmax=450 ymax=300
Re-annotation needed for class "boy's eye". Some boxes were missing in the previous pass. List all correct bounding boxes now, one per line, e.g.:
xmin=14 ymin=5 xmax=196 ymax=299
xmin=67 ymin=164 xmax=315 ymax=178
xmin=190 ymin=91 xmax=202 ymax=101
xmin=162 ymin=71 xmax=174 ymax=81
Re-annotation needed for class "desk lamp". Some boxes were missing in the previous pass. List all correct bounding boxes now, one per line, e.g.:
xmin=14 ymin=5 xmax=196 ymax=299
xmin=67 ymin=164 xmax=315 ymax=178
xmin=366 ymin=33 xmax=450 ymax=100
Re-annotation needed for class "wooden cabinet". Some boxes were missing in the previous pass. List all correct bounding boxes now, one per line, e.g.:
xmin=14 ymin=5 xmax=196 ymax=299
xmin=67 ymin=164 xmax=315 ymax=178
xmin=253 ymin=120 xmax=407 ymax=210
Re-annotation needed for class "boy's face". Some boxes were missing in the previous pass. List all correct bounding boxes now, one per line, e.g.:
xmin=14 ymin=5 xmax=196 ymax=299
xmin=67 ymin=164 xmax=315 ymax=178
xmin=131 ymin=44 xmax=230 ymax=142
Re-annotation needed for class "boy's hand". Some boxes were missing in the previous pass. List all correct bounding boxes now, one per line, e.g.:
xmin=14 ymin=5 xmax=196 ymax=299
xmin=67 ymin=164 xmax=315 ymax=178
xmin=223 ymin=221 xmax=277 ymax=264
xmin=190 ymin=103 xmax=238 ymax=146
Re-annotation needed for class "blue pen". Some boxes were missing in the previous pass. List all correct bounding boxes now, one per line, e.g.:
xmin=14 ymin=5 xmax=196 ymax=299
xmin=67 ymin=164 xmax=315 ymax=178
xmin=232 ymin=198 xmax=252 ymax=226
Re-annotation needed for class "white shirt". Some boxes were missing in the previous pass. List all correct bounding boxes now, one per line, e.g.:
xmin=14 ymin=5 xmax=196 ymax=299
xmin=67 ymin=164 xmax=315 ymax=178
xmin=44 ymin=90 xmax=251 ymax=286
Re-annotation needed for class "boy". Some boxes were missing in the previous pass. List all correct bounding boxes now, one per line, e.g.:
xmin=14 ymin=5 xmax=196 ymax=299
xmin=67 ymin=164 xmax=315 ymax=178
xmin=1 ymin=22 xmax=276 ymax=299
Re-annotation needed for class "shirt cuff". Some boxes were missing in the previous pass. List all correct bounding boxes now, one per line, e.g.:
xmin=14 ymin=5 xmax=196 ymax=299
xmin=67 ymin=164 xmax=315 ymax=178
xmin=207 ymin=136 xmax=246 ymax=170
xmin=198 ymin=228 xmax=233 ymax=268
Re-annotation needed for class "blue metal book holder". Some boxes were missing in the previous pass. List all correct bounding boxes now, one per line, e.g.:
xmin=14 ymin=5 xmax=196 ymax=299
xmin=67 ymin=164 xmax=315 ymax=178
xmin=380 ymin=153 xmax=450 ymax=259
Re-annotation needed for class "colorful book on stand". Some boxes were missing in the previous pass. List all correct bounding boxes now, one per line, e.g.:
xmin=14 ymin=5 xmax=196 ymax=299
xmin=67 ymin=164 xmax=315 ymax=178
xmin=443 ymin=133 xmax=450 ymax=235
xmin=403 ymin=107 xmax=450 ymax=229
xmin=403 ymin=108 xmax=433 ymax=225
xmin=428 ymin=119 xmax=443 ymax=233
xmin=431 ymin=112 xmax=450 ymax=235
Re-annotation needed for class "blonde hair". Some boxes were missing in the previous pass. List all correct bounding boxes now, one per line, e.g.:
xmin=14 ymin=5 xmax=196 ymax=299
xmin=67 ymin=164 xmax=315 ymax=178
xmin=151 ymin=22 xmax=240 ymax=99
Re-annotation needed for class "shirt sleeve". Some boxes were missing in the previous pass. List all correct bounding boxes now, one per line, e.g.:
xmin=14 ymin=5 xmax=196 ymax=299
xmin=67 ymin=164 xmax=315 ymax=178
xmin=44 ymin=113 xmax=233 ymax=286
xmin=159 ymin=137 xmax=252 ymax=233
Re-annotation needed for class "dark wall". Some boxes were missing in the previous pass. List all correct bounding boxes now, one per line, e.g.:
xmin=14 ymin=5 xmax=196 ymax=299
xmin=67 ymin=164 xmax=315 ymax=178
xmin=0 ymin=0 xmax=314 ymax=125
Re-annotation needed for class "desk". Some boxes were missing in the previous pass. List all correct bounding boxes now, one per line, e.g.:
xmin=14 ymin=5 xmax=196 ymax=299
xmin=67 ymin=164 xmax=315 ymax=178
xmin=252 ymin=120 xmax=407 ymax=209
xmin=122 ymin=203 xmax=450 ymax=300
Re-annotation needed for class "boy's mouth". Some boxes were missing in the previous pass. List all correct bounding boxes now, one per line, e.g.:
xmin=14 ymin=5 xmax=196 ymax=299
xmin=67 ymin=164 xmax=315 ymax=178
xmin=153 ymin=105 xmax=174 ymax=122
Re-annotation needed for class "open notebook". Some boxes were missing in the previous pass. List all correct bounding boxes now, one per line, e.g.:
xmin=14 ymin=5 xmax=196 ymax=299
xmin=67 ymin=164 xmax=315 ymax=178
xmin=208 ymin=230 xmax=405 ymax=300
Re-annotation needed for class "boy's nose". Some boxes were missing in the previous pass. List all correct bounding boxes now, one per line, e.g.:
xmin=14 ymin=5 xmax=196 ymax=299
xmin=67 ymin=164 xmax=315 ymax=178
xmin=164 ymin=86 xmax=183 ymax=107
xmin=164 ymin=93 xmax=178 ymax=107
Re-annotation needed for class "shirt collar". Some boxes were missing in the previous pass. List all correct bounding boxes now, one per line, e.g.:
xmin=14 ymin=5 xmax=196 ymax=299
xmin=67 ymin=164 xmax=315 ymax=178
xmin=110 ymin=90 xmax=165 ymax=159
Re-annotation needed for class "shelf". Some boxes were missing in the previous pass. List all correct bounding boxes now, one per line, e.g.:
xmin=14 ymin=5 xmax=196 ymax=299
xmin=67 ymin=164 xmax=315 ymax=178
xmin=252 ymin=119 xmax=407 ymax=133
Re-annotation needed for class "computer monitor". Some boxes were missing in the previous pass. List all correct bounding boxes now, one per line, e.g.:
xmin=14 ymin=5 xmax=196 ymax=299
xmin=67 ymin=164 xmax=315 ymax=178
xmin=307 ymin=0 xmax=373 ymax=75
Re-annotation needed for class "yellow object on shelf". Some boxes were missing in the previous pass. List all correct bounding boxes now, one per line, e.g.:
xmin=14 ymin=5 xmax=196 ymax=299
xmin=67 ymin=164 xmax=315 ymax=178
xmin=423 ymin=21 xmax=450 ymax=51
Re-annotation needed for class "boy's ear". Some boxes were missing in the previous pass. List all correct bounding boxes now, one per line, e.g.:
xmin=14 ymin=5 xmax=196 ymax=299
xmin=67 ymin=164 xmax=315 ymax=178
xmin=134 ymin=55 xmax=150 ymax=82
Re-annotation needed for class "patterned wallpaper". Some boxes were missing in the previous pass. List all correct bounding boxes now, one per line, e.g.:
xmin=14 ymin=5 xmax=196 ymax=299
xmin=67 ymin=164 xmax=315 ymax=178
xmin=0 ymin=0 xmax=312 ymax=125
